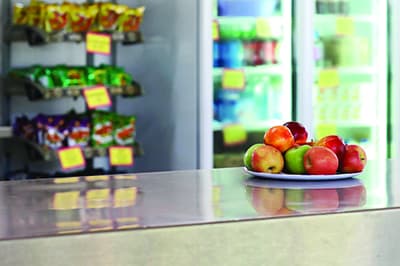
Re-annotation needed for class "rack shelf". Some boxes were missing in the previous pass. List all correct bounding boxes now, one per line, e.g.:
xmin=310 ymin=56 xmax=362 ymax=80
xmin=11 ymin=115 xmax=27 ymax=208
xmin=5 ymin=25 xmax=143 ymax=46
xmin=13 ymin=138 xmax=143 ymax=162
xmin=4 ymin=75 xmax=143 ymax=101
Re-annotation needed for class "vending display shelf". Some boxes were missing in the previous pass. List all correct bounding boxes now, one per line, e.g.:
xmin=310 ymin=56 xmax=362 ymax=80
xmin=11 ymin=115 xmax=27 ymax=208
xmin=314 ymin=14 xmax=374 ymax=23
xmin=5 ymin=25 xmax=143 ymax=46
xmin=4 ymin=75 xmax=143 ymax=101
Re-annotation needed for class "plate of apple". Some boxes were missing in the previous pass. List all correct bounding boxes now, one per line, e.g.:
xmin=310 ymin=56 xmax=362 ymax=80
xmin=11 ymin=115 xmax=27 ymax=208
xmin=243 ymin=121 xmax=367 ymax=181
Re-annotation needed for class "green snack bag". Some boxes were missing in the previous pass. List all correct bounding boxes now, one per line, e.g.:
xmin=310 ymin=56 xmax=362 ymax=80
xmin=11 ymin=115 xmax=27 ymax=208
xmin=105 ymin=65 xmax=133 ymax=87
xmin=91 ymin=110 xmax=114 ymax=148
xmin=35 ymin=67 xmax=56 ymax=89
xmin=53 ymin=65 xmax=87 ymax=88
xmin=113 ymin=114 xmax=136 ymax=146
xmin=87 ymin=66 xmax=109 ymax=86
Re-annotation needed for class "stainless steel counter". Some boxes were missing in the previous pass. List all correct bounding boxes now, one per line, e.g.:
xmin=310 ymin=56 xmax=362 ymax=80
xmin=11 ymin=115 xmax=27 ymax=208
xmin=0 ymin=160 xmax=400 ymax=265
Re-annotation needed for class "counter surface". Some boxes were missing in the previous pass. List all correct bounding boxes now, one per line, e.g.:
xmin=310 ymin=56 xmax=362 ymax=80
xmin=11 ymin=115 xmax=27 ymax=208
xmin=0 ymin=159 xmax=397 ymax=241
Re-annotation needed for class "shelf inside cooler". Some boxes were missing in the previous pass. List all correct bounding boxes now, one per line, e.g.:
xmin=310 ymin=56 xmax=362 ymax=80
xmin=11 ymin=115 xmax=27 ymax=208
xmin=314 ymin=14 xmax=374 ymax=23
xmin=4 ymin=75 xmax=143 ymax=101
xmin=213 ymin=120 xmax=281 ymax=132
xmin=0 ymin=127 xmax=13 ymax=138
xmin=5 ymin=25 xmax=143 ymax=46
xmin=213 ymin=65 xmax=283 ymax=77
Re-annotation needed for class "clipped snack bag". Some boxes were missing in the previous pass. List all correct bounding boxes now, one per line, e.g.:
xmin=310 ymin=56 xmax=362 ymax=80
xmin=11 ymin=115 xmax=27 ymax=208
xmin=52 ymin=65 xmax=88 ymax=88
xmin=104 ymin=65 xmax=133 ymax=87
xmin=97 ymin=3 xmax=127 ymax=31
xmin=13 ymin=3 xmax=28 ymax=25
xmin=43 ymin=114 xmax=68 ymax=150
xmin=26 ymin=1 xmax=45 ymax=28
xmin=91 ymin=111 xmax=114 ymax=148
xmin=87 ymin=66 xmax=109 ymax=86
xmin=67 ymin=114 xmax=90 ymax=147
xmin=114 ymin=114 xmax=136 ymax=146
xmin=68 ymin=3 xmax=98 ymax=33
xmin=117 ymin=6 xmax=145 ymax=32
xmin=44 ymin=3 xmax=69 ymax=33
xmin=35 ymin=66 xmax=57 ymax=89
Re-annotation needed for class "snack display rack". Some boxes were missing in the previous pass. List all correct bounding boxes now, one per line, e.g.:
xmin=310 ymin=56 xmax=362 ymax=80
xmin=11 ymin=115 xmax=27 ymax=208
xmin=0 ymin=0 xmax=145 ymax=179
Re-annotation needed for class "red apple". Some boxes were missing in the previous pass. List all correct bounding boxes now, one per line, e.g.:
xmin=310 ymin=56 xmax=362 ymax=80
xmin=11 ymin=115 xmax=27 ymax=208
xmin=304 ymin=189 xmax=339 ymax=212
xmin=251 ymin=187 xmax=285 ymax=216
xmin=338 ymin=185 xmax=366 ymax=207
xmin=263 ymin=125 xmax=295 ymax=153
xmin=315 ymin=135 xmax=346 ymax=163
xmin=283 ymin=121 xmax=308 ymax=144
xmin=251 ymin=144 xmax=284 ymax=173
xmin=303 ymin=146 xmax=339 ymax=175
xmin=340 ymin=144 xmax=367 ymax=173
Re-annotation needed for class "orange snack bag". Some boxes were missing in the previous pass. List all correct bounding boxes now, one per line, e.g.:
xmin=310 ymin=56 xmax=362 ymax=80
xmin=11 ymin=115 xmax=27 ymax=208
xmin=98 ymin=3 xmax=127 ymax=31
xmin=117 ymin=6 xmax=145 ymax=32
xmin=68 ymin=3 xmax=99 ymax=32
xmin=44 ymin=4 xmax=69 ymax=33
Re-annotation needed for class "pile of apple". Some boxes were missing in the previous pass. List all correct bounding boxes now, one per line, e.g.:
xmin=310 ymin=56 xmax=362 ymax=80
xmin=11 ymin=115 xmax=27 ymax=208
xmin=244 ymin=121 xmax=367 ymax=175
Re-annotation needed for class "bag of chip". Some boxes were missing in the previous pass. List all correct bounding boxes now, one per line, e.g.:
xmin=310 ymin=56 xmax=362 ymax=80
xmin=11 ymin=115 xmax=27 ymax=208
xmin=113 ymin=114 xmax=136 ymax=146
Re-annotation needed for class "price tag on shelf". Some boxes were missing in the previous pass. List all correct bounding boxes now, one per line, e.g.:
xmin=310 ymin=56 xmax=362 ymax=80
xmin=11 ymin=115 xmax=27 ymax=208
xmin=222 ymin=69 xmax=245 ymax=90
xmin=222 ymin=124 xmax=247 ymax=146
xmin=57 ymin=146 xmax=86 ymax=171
xmin=336 ymin=17 xmax=355 ymax=36
xmin=213 ymin=20 xmax=220 ymax=41
xmin=86 ymin=32 xmax=112 ymax=55
xmin=83 ymin=86 xmax=112 ymax=109
xmin=109 ymin=146 xmax=134 ymax=167
xmin=318 ymin=69 xmax=340 ymax=88
xmin=256 ymin=18 xmax=271 ymax=39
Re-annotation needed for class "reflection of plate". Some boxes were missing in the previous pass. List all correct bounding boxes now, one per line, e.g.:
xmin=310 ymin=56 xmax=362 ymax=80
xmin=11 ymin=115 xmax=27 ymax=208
xmin=243 ymin=167 xmax=362 ymax=181
xmin=244 ymin=177 xmax=364 ymax=190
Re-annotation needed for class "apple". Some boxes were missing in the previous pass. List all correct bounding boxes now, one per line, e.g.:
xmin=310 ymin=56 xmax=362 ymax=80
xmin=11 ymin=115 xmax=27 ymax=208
xmin=284 ymin=144 xmax=312 ymax=174
xmin=315 ymin=135 xmax=346 ymax=163
xmin=340 ymin=144 xmax=367 ymax=173
xmin=283 ymin=121 xmax=308 ymax=144
xmin=285 ymin=189 xmax=307 ymax=211
xmin=243 ymin=143 xmax=264 ymax=170
xmin=338 ymin=185 xmax=366 ymax=207
xmin=303 ymin=146 xmax=339 ymax=175
xmin=304 ymin=189 xmax=339 ymax=212
xmin=263 ymin=125 xmax=295 ymax=153
xmin=251 ymin=144 xmax=284 ymax=173
xmin=250 ymin=187 xmax=284 ymax=216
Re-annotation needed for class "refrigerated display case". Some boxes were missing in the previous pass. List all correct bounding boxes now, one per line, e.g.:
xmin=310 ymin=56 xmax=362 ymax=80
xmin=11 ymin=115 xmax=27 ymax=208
xmin=212 ymin=0 xmax=293 ymax=168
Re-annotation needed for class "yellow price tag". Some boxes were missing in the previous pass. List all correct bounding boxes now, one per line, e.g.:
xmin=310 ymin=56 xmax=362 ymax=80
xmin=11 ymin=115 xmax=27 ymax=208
xmin=53 ymin=191 xmax=80 ymax=210
xmin=86 ymin=189 xmax=111 ymax=208
xmin=222 ymin=124 xmax=247 ymax=146
xmin=83 ymin=86 xmax=112 ymax=109
xmin=57 ymin=147 xmax=86 ymax=170
xmin=318 ymin=69 xmax=340 ymax=88
xmin=213 ymin=20 xmax=220 ymax=40
xmin=256 ymin=18 xmax=271 ymax=39
xmin=86 ymin=32 xmax=111 ymax=55
xmin=114 ymin=187 xmax=137 ymax=207
xmin=222 ymin=69 xmax=245 ymax=90
xmin=336 ymin=17 xmax=355 ymax=36
xmin=109 ymin=146 xmax=134 ymax=166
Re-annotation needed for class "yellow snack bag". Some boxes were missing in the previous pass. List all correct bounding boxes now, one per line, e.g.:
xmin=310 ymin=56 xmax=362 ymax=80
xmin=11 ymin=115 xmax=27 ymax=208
xmin=98 ymin=3 xmax=127 ymax=31
xmin=117 ymin=6 xmax=145 ymax=32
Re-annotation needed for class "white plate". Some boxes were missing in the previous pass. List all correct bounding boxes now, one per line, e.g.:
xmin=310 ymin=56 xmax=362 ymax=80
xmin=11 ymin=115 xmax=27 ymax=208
xmin=243 ymin=167 xmax=362 ymax=181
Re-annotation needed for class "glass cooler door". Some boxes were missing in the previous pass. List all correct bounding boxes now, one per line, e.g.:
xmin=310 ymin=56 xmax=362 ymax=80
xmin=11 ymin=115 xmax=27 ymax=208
xmin=311 ymin=0 xmax=388 ymax=199
xmin=212 ymin=0 xmax=293 ymax=168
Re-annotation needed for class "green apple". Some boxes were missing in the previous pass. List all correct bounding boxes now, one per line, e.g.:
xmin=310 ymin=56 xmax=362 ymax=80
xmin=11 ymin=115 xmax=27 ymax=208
xmin=284 ymin=144 xmax=312 ymax=174
xmin=243 ymin=143 xmax=264 ymax=170
xmin=285 ymin=189 xmax=305 ymax=211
